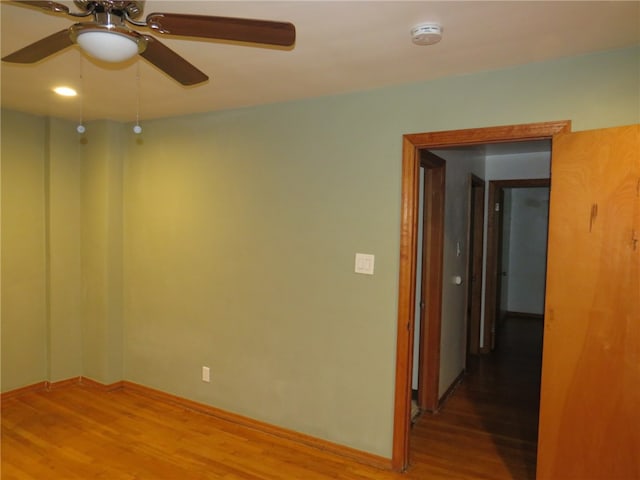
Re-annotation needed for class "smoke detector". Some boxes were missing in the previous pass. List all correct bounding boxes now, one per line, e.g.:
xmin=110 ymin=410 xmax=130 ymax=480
xmin=411 ymin=23 xmax=443 ymax=45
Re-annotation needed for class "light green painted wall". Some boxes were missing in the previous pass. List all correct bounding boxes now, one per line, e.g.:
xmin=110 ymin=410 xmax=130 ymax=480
xmin=0 ymin=114 xmax=122 ymax=389
xmin=1 ymin=47 xmax=638 ymax=457
xmin=47 ymin=117 xmax=84 ymax=382
xmin=1 ymin=111 xmax=48 ymax=391
xmin=80 ymin=121 xmax=125 ymax=384
xmin=123 ymin=97 xmax=402 ymax=456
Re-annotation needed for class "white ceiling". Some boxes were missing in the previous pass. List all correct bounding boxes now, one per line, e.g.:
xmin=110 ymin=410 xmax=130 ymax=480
xmin=1 ymin=1 xmax=639 ymax=122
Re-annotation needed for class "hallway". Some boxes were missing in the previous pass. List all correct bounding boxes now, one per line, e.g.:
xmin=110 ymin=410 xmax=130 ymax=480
xmin=406 ymin=316 xmax=543 ymax=479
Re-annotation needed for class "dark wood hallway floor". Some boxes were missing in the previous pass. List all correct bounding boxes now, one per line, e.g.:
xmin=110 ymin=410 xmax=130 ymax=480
xmin=407 ymin=315 xmax=544 ymax=479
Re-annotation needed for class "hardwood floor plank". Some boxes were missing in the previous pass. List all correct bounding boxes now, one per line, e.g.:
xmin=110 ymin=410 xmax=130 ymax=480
xmin=2 ymin=317 xmax=540 ymax=479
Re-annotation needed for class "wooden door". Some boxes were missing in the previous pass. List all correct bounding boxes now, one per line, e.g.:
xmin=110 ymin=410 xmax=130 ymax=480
xmin=466 ymin=176 xmax=484 ymax=355
xmin=494 ymin=187 xmax=506 ymax=349
xmin=537 ymin=125 xmax=640 ymax=479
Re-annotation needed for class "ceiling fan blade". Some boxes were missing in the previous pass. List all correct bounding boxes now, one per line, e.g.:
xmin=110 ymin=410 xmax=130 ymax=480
xmin=146 ymin=13 xmax=296 ymax=47
xmin=2 ymin=29 xmax=73 ymax=63
xmin=139 ymin=35 xmax=208 ymax=86
xmin=14 ymin=1 xmax=70 ymax=14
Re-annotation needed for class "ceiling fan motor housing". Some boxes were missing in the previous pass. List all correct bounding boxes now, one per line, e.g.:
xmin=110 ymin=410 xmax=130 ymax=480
xmin=74 ymin=0 xmax=146 ymax=19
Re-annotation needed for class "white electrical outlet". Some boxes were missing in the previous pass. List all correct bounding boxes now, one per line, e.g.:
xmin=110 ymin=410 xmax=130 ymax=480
xmin=202 ymin=366 xmax=210 ymax=383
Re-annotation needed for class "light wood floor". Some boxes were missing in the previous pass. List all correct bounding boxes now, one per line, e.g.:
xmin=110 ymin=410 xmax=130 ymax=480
xmin=1 ymin=318 xmax=541 ymax=479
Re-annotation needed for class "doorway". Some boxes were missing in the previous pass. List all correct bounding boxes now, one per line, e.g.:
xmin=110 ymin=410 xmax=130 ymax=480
xmin=392 ymin=120 xmax=571 ymax=471
xmin=484 ymin=179 xmax=550 ymax=352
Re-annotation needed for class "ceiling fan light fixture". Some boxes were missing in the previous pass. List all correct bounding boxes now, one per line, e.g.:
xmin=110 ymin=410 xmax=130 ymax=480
xmin=71 ymin=24 xmax=147 ymax=63
xmin=3 ymin=1 xmax=295 ymax=86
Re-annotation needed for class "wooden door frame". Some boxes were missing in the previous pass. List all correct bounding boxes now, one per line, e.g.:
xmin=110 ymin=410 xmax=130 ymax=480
xmin=392 ymin=120 xmax=571 ymax=472
xmin=416 ymin=152 xmax=445 ymax=412
xmin=483 ymin=178 xmax=550 ymax=353
xmin=466 ymin=175 xmax=485 ymax=356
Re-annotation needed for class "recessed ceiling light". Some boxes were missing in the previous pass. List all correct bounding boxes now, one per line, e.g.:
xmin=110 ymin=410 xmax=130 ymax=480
xmin=53 ymin=86 xmax=78 ymax=97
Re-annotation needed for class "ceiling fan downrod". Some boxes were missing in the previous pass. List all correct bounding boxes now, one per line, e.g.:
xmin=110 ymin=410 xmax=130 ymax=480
xmin=73 ymin=1 xmax=145 ymax=20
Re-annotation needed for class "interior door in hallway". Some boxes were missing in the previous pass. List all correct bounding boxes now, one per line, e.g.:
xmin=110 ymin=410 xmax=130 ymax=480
xmin=537 ymin=124 xmax=640 ymax=479
xmin=466 ymin=175 xmax=485 ymax=356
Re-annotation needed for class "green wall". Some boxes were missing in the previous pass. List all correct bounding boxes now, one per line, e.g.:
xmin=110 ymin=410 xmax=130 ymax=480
xmin=1 ymin=46 xmax=638 ymax=457
xmin=1 ymin=112 xmax=48 ymax=390
xmin=0 ymin=115 xmax=123 ymax=389
xmin=47 ymin=117 xmax=84 ymax=382
xmin=80 ymin=121 xmax=125 ymax=385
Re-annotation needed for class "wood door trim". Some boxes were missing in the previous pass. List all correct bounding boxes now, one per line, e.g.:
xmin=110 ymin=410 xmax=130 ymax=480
xmin=392 ymin=120 xmax=571 ymax=472
xmin=483 ymin=178 xmax=551 ymax=353
xmin=404 ymin=120 xmax=571 ymax=148
xmin=392 ymin=136 xmax=421 ymax=469
xmin=417 ymin=152 xmax=445 ymax=413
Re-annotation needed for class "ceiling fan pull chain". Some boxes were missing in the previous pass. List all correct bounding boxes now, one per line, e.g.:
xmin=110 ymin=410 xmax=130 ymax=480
xmin=133 ymin=62 xmax=142 ymax=134
xmin=77 ymin=53 xmax=86 ymax=134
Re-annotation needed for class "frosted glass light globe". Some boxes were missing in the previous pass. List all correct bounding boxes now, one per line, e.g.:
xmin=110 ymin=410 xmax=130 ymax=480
xmin=76 ymin=31 xmax=139 ymax=62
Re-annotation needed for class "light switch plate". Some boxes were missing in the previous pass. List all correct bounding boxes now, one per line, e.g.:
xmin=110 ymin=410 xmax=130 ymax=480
xmin=355 ymin=253 xmax=375 ymax=275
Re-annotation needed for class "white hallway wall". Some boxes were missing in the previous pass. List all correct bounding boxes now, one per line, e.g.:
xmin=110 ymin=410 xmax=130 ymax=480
xmin=505 ymin=187 xmax=550 ymax=315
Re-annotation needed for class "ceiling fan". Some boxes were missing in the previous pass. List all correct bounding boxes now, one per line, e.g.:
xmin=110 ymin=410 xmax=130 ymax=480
xmin=2 ymin=1 xmax=296 ymax=86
